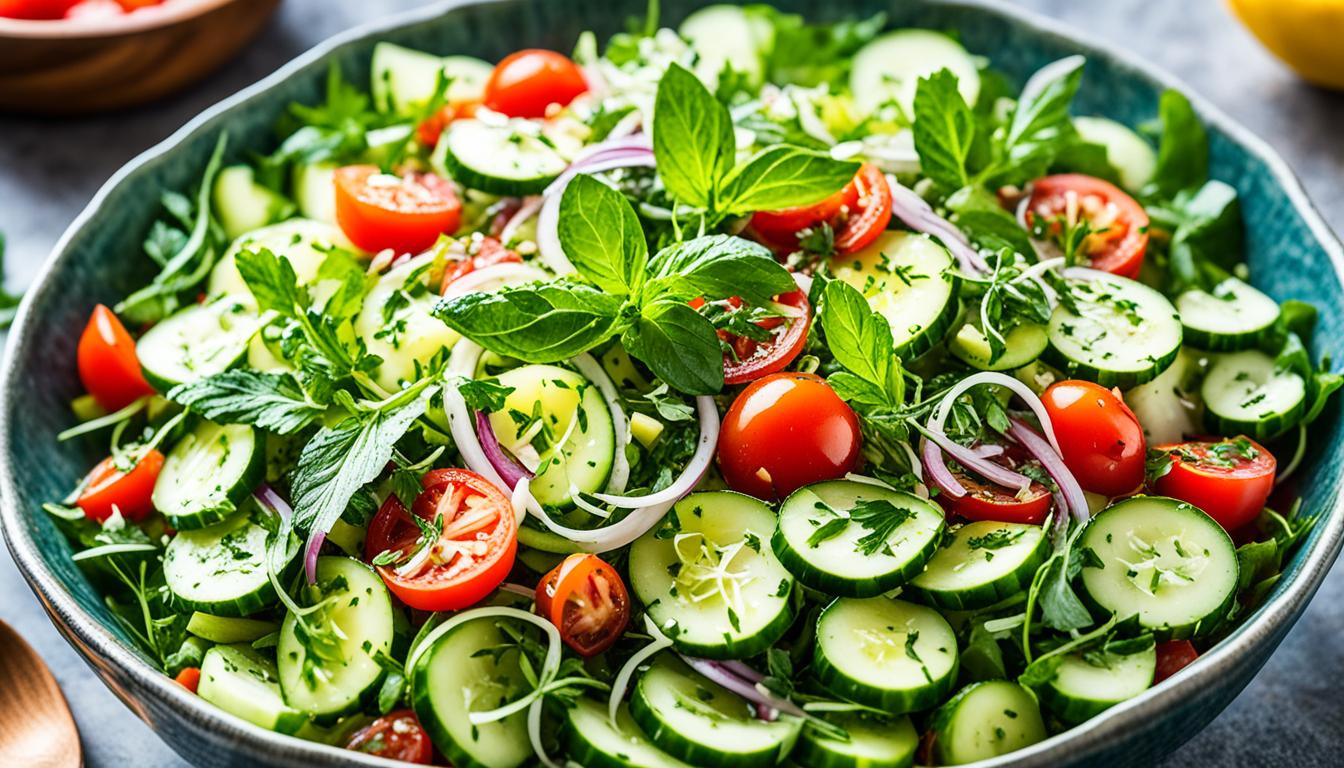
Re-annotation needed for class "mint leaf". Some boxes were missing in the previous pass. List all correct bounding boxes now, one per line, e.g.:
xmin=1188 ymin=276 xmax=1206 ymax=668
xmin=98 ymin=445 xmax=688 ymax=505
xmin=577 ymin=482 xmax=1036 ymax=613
xmin=558 ymin=173 xmax=648 ymax=296
xmin=168 ymin=370 xmax=323 ymax=435
xmin=653 ymin=63 xmax=736 ymax=208
xmin=433 ymin=282 xmax=622 ymax=363
xmin=981 ymin=56 xmax=1084 ymax=187
xmin=645 ymin=234 xmax=795 ymax=307
xmin=912 ymin=68 xmax=975 ymax=190
xmin=1146 ymin=90 xmax=1208 ymax=199
xmin=622 ymin=301 xmax=724 ymax=395
xmin=235 ymin=246 xmax=304 ymax=314
xmin=818 ymin=279 xmax=902 ymax=407
xmin=718 ymin=145 xmax=859 ymax=215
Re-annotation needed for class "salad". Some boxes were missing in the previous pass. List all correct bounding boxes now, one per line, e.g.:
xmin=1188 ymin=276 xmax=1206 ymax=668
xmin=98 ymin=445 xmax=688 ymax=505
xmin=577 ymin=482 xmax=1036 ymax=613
xmin=48 ymin=4 xmax=1340 ymax=767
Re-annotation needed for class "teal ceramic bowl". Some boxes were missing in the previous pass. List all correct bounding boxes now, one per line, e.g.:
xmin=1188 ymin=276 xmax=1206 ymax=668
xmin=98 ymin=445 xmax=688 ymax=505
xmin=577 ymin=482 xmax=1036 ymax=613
xmin=2 ymin=1 xmax=1342 ymax=766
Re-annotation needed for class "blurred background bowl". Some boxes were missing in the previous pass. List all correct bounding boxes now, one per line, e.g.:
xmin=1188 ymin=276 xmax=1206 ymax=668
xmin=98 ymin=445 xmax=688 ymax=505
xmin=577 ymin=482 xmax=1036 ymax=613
xmin=0 ymin=0 xmax=281 ymax=115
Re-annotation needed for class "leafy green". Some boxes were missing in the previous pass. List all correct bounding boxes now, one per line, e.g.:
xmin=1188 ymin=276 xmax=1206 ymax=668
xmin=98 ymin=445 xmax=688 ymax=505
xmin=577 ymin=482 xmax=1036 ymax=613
xmin=622 ymin=301 xmax=724 ymax=395
xmin=1145 ymin=90 xmax=1209 ymax=199
xmin=717 ymin=145 xmax=861 ymax=215
xmin=433 ymin=282 xmax=624 ymax=363
xmin=457 ymin=379 xmax=515 ymax=414
xmin=755 ymin=9 xmax=886 ymax=88
xmin=168 ymin=370 xmax=323 ymax=435
xmin=912 ymin=69 xmax=975 ymax=190
xmin=818 ymin=279 xmax=904 ymax=409
xmin=979 ymin=57 xmax=1085 ymax=187
xmin=652 ymin=63 xmax=737 ymax=209
xmin=645 ymin=234 xmax=795 ymax=307
xmin=807 ymin=498 xmax=917 ymax=556
xmin=558 ymin=174 xmax=649 ymax=296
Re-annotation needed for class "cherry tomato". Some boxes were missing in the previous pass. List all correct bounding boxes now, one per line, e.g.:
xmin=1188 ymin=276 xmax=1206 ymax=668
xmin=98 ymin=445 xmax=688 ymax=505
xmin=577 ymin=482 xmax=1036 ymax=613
xmin=749 ymin=163 xmax=892 ymax=255
xmin=75 ymin=450 xmax=164 ymax=523
xmin=483 ymin=49 xmax=588 ymax=119
xmin=345 ymin=709 xmax=433 ymax=764
xmin=365 ymin=468 xmax=517 ymax=612
xmin=1153 ymin=640 xmax=1199 ymax=684
xmin=1151 ymin=437 xmax=1276 ymax=532
xmin=173 ymin=666 xmax=200 ymax=693
xmin=77 ymin=305 xmax=156 ymax=412
xmin=946 ymin=458 xmax=1054 ymax=526
xmin=750 ymin=181 xmax=858 ymax=250
xmin=0 ymin=0 xmax=79 ymax=19
xmin=440 ymin=236 xmax=523 ymax=293
xmin=1025 ymin=174 xmax=1150 ymax=278
xmin=334 ymin=165 xmax=462 ymax=255
xmin=416 ymin=99 xmax=480 ymax=149
xmin=1041 ymin=380 xmax=1146 ymax=496
xmin=718 ymin=372 xmax=862 ymax=500
xmin=535 ymin=554 xmax=631 ymax=657
xmin=690 ymin=291 xmax=811 ymax=385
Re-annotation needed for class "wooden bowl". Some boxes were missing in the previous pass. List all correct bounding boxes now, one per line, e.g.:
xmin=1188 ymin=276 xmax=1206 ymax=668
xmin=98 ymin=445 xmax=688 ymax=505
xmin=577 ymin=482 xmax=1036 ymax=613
xmin=0 ymin=0 xmax=281 ymax=115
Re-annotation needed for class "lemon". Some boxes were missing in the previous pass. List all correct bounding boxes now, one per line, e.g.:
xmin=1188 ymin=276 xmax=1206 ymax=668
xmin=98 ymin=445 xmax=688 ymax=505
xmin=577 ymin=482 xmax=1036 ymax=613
xmin=1229 ymin=0 xmax=1344 ymax=89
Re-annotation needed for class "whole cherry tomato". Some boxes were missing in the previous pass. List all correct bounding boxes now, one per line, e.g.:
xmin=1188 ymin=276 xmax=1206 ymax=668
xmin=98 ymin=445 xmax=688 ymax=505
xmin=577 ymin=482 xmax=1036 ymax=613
xmin=1041 ymin=380 xmax=1146 ymax=496
xmin=483 ymin=49 xmax=588 ymax=118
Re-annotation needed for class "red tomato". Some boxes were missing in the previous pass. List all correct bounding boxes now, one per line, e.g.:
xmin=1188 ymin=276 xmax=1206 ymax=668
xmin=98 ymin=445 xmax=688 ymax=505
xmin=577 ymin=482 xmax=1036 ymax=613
xmin=483 ymin=49 xmax=588 ymax=119
xmin=440 ymin=236 xmax=523 ymax=293
xmin=1025 ymin=174 xmax=1150 ymax=278
xmin=77 ymin=305 xmax=156 ymax=412
xmin=334 ymin=165 xmax=462 ymax=255
xmin=173 ymin=666 xmax=201 ymax=693
xmin=0 ymin=0 xmax=79 ymax=19
xmin=1041 ymin=380 xmax=1146 ymax=496
xmin=946 ymin=463 xmax=1053 ymax=525
xmin=345 ymin=709 xmax=433 ymax=764
xmin=416 ymin=99 xmax=480 ymax=149
xmin=535 ymin=554 xmax=631 ymax=657
xmin=718 ymin=372 xmax=862 ymax=500
xmin=365 ymin=469 xmax=517 ymax=612
xmin=1151 ymin=437 xmax=1276 ymax=532
xmin=749 ymin=163 xmax=892 ymax=255
xmin=1153 ymin=640 xmax=1199 ymax=684
xmin=691 ymin=291 xmax=811 ymax=385
xmin=75 ymin=450 xmax=164 ymax=523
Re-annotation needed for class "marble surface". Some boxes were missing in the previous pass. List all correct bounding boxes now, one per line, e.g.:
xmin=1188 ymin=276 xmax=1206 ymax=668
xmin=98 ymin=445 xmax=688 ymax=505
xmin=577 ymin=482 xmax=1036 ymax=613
xmin=1 ymin=0 xmax=1342 ymax=765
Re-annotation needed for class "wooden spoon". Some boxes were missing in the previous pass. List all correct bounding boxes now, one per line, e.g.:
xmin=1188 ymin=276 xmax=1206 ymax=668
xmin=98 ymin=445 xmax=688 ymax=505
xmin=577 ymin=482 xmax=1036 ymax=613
xmin=0 ymin=619 xmax=82 ymax=768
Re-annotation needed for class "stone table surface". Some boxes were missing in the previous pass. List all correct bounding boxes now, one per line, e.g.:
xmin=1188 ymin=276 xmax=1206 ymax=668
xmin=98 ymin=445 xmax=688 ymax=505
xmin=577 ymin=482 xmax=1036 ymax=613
xmin=2 ymin=0 xmax=1342 ymax=765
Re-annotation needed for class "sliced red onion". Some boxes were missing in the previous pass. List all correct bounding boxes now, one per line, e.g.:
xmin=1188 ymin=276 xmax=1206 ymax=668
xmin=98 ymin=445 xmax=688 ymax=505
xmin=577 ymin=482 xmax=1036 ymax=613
xmin=972 ymin=443 xmax=1006 ymax=459
xmin=498 ymin=582 xmax=537 ymax=600
xmin=885 ymin=175 xmax=989 ymax=274
xmin=922 ymin=437 xmax=967 ymax=498
xmin=254 ymin=484 xmax=293 ymax=525
xmin=931 ymin=372 xmax=1065 ymax=457
xmin=442 ymin=262 xmax=550 ymax=297
xmin=476 ymin=410 xmax=533 ymax=490
xmin=680 ymin=656 xmax=805 ymax=719
xmin=304 ymin=531 xmax=326 ymax=584
xmin=923 ymin=426 xmax=1030 ymax=492
xmin=591 ymin=396 xmax=718 ymax=509
xmin=1007 ymin=416 xmax=1091 ymax=544
xmin=445 ymin=341 xmax=510 ymax=492
xmin=253 ymin=484 xmax=325 ymax=583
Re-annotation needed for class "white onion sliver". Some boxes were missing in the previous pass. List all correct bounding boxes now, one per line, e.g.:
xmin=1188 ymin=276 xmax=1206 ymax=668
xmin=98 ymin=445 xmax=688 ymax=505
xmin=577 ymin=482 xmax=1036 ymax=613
xmin=592 ymin=396 xmax=718 ymax=509
xmin=609 ymin=616 xmax=672 ymax=724
xmin=536 ymin=152 xmax=657 ymax=276
xmin=931 ymin=371 xmax=1065 ymax=458
xmin=443 ymin=262 xmax=551 ymax=297
xmin=529 ymin=490 xmax=675 ymax=552
xmin=570 ymin=352 xmax=630 ymax=495
xmin=444 ymin=341 xmax=510 ymax=492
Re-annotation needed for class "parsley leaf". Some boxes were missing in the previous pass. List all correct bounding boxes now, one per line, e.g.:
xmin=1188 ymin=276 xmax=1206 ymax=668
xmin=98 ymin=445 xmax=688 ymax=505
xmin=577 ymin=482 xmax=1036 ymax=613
xmin=457 ymin=379 xmax=515 ymax=413
xmin=168 ymin=370 xmax=323 ymax=435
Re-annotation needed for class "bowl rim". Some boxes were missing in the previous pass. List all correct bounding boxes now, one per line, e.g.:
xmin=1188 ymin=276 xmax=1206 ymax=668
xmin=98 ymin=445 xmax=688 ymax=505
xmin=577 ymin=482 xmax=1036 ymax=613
xmin=0 ymin=0 xmax=253 ymax=40
xmin=2 ymin=0 xmax=1342 ymax=766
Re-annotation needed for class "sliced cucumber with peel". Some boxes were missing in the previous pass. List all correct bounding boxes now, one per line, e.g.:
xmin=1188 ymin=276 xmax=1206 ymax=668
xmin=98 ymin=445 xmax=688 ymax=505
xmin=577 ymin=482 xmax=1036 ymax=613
xmin=208 ymin=218 xmax=352 ymax=300
xmin=565 ymin=698 xmax=693 ymax=768
xmin=629 ymin=491 xmax=795 ymax=659
xmin=198 ymin=644 xmax=308 ymax=735
xmin=930 ymin=680 xmax=1047 ymax=765
xmin=152 ymin=420 xmax=263 ymax=530
xmin=1073 ymin=116 xmax=1157 ymax=192
xmin=949 ymin=321 xmax=1049 ymax=372
xmin=1078 ymin=496 xmax=1238 ymax=640
xmin=907 ymin=521 xmax=1049 ymax=611
xmin=213 ymin=165 xmax=295 ymax=241
xmin=370 ymin=42 xmax=494 ymax=114
xmin=793 ymin=712 xmax=919 ymax=768
xmin=628 ymin=655 xmax=801 ymax=768
xmin=137 ymin=297 xmax=261 ymax=390
xmin=1176 ymin=277 xmax=1280 ymax=351
xmin=1040 ymin=637 xmax=1156 ymax=724
xmin=813 ymin=597 xmax=959 ymax=713
xmin=435 ymin=118 xmax=568 ymax=195
xmin=679 ymin=4 xmax=773 ymax=87
xmin=850 ymin=29 xmax=981 ymax=116
xmin=163 ymin=500 xmax=289 ymax=616
xmin=772 ymin=480 xmax=944 ymax=597
xmin=1046 ymin=272 xmax=1182 ymax=388
xmin=355 ymin=251 xmax=460 ymax=391
xmin=291 ymin=162 xmax=338 ymax=224
xmin=1201 ymin=349 xmax=1305 ymax=440
xmin=832 ymin=231 xmax=960 ymax=359
xmin=186 ymin=611 xmax=279 ymax=644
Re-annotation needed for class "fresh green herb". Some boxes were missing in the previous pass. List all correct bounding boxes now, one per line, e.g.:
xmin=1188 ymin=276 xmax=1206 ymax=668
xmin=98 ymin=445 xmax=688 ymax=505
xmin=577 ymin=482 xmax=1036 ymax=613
xmin=168 ymin=370 xmax=324 ymax=435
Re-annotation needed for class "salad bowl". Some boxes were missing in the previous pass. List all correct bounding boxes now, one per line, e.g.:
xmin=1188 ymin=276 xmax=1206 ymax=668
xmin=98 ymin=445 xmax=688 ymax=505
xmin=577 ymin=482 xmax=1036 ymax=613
xmin=2 ymin=1 xmax=1342 ymax=767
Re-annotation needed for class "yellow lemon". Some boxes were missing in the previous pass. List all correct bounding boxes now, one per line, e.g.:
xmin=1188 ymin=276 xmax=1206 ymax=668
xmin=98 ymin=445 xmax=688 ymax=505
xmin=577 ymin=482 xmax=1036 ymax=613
xmin=1229 ymin=0 xmax=1344 ymax=89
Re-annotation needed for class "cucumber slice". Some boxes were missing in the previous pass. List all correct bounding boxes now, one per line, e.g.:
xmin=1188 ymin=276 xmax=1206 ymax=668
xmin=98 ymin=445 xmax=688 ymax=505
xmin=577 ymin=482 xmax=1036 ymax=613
xmin=793 ymin=712 xmax=918 ymax=768
xmin=485 ymin=363 xmax=615 ymax=508
xmin=186 ymin=611 xmax=279 ymax=644
xmin=628 ymin=656 xmax=801 ymax=768
xmin=355 ymin=252 xmax=460 ymax=391
xmin=278 ymin=557 xmax=397 ymax=720
xmin=629 ymin=491 xmax=795 ymax=659
xmin=772 ymin=480 xmax=944 ymax=597
xmin=679 ymin=4 xmax=773 ymax=87
xmin=137 ymin=297 xmax=261 ymax=390
xmin=152 ymin=420 xmax=263 ymax=530
xmin=1040 ymin=639 xmax=1156 ymax=724
xmin=907 ymin=521 xmax=1049 ymax=611
xmin=410 ymin=612 xmax=533 ymax=768
xmin=1201 ymin=349 xmax=1305 ymax=440
xmin=517 ymin=524 xmax=586 ymax=555
xmin=291 ymin=162 xmax=337 ymax=224
xmin=850 ymin=29 xmax=981 ymax=116
xmin=948 ymin=322 xmax=1049 ymax=372
xmin=1045 ymin=272 xmax=1182 ymax=388
xmin=213 ymin=165 xmax=295 ymax=241
xmin=832 ymin=231 xmax=960 ymax=359
xmin=198 ymin=645 xmax=308 ymax=735
xmin=813 ymin=597 xmax=959 ymax=713
xmin=1176 ymin=277 xmax=1280 ymax=351
xmin=1078 ymin=496 xmax=1238 ymax=639
xmin=930 ymin=681 xmax=1047 ymax=765
xmin=370 ymin=42 xmax=493 ymax=114
xmin=1073 ymin=116 xmax=1156 ymax=193
xmin=1122 ymin=349 xmax=1202 ymax=446
xmin=163 ymin=501 xmax=289 ymax=616
xmin=436 ymin=118 xmax=568 ymax=195
xmin=208 ymin=218 xmax=352 ymax=301
xmin=566 ymin=698 xmax=694 ymax=768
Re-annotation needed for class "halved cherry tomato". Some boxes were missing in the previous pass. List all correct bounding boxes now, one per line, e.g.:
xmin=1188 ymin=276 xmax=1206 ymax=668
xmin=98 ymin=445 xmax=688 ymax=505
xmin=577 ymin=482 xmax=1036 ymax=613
xmin=173 ymin=666 xmax=201 ymax=693
xmin=1151 ymin=437 xmax=1276 ymax=532
xmin=0 ymin=0 xmax=79 ymax=19
xmin=365 ymin=468 xmax=517 ymax=612
xmin=416 ymin=99 xmax=480 ymax=149
xmin=535 ymin=553 xmax=631 ymax=657
xmin=946 ymin=452 xmax=1054 ymax=525
xmin=1041 ymin=380 xmax=1146 ymax=496
xmin=1024 ymin=174 xmax=1149 ymax=278
xmin=483 ymin=49 xmax=588 ymax=119
xmin=749 ymin=163 xmax=892 ymax=256
xmin=334 ymin=165 xmax=462 ymax=255
xmin=691 ymin=290 xmax=811 ymax=385
xmin=345 ymin=709 xmax=433 ymax=764
xmin=718 ymin=372 xmax=862 ymax=500
xmin=1153 ymin=640 xmax=1199 ymax=684
xmin=77 ymin=305 xmax=156 ymax=412
xmin=440 ymin=236 xmax=523 ymax=293
xmin=74 ymin=450 xmax=164 ymax=523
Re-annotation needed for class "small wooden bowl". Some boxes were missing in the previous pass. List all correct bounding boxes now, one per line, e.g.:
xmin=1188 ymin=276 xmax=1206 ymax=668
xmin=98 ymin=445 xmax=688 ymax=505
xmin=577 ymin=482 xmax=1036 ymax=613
xmin=0 ymin=0 xmax=282 ymax=115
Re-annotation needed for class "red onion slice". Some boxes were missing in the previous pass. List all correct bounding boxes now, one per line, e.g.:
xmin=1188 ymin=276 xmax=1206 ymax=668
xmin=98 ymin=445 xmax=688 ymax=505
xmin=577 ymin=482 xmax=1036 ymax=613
xmin=476 ymin=410 xmax=533 ymax=490
xmin=885 ymin=175 xmax=989 ymax=274
xmin=921 ymin=437 xmax=967 ymax=498
xmin=679 ymin=656 xmax=805 ymax=719
xmin=1006 ymin=416 xmax=1091 ymax=540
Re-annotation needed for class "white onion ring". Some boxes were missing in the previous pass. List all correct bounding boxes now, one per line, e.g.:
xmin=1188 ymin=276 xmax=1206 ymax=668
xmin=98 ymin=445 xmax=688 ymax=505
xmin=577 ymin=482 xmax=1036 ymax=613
xmin=442 ymin=262 xmax=550 ymax=297
xmin=498 ymin=195 xmax=544 ymax=245
xmin=592 ymin=396 xmax=718 ymax=508
xmin=537 ymin=152 xmax=657 ymax=275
